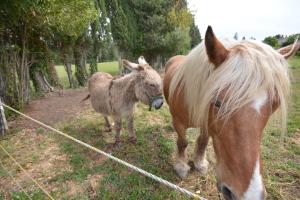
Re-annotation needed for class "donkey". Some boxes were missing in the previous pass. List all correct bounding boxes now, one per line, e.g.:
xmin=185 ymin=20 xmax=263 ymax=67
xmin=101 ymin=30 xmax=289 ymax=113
xmin=83 ymin=57 xmax=163 ymax=144
xmin=164 ymin=26 xmax=299 ymax=199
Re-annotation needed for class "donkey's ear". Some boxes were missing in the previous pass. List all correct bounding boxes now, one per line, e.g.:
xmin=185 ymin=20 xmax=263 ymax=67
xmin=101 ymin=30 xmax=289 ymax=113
xmin=138 ymin=56 xmax=148 ymax=65
xmin=205 ymin=26 xmax=229 ymax=67
xmin=123 ymin=59 xmax=139 ymax=71
xmin=277 ymin=37 xmax=300 ymax=59
xmin=137 ymin=65 xmax=144 ymax=71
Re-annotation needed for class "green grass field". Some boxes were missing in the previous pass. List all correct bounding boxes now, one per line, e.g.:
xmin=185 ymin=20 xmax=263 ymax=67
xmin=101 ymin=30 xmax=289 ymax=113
xmin=56 ymin=61 xmax=119 ymax=88
xmin=0 ymin=57 xmax=299 ymax=199
xmin=289 ymin=56 xmax=300 ymax=69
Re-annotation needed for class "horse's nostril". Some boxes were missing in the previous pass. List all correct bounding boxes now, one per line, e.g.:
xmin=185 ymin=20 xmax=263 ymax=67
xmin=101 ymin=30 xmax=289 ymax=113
xmin=221 ymin=186 xmax=236 ymax=200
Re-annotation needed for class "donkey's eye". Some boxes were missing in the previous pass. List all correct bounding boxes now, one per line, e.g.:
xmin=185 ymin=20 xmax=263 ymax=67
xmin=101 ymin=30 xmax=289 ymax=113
xmin=149 ymin=84 xmax=156 ymax=88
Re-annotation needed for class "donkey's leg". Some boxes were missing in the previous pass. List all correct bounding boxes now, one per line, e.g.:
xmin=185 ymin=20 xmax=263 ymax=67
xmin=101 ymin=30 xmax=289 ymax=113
xmin=127 ymin=113 xmax=136 ymax=144
xmin=173 ymin=119 xmax=190 ymax=179
xmin=193 ymin=132 xmax=209 ymax=174
xmin=103 ymin=115 xmax=112 ymax=132
xmin=113 ymin=116 xmax=122 ymax=145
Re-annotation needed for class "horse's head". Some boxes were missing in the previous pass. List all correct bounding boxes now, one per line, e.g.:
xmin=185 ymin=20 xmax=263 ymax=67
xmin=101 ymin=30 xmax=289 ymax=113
xmin=203 ymin=26 xmax=295 ymax=200
xmin=123 ymin=57 xmax=163 ymax=110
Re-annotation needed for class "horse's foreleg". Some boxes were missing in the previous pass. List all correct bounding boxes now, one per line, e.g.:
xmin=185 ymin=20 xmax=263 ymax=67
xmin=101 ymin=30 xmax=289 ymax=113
xmin=173 ymin=119 xmax=190 ymax=179
xmin=113 ymin=116 xmax=122 ymax=145
xmin=193 ymin=132 xmax=209 ymax=174
xmin=103 ymin=115 xmax=112 ymax=132
xmin=127 ymin=113 xmax=136 ymax=144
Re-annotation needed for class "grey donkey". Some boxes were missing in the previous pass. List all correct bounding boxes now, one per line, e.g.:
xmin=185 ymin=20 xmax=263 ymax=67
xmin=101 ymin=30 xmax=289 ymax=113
xmin=82 ymin=56 xmax=164 ymax=144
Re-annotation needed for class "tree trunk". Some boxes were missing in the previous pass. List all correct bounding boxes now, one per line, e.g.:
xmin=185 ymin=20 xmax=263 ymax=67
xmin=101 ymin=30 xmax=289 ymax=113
xmin=74 ymin=45 xmax=87 ymax=86
xmin=47 ymin=58 xmax=61 ymax=87
xmin=90 ymin=22 xmax=99 ymax=75
xmin=62 ymin=53 xmax=75 ymax=88
xmin=33 ymin=71 xmax=52 ymax=93
xmin=0 ymin=50 xmax=21 ymax=108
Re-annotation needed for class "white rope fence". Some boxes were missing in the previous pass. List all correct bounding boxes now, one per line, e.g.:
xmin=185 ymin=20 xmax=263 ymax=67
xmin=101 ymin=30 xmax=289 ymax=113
xmin=0 ymin=144 xmax=55 ymax=200
xmin=0 ymin=102 xmax=206 ymax=200
xmin=0 ymin=160 xmax=33 ymax=200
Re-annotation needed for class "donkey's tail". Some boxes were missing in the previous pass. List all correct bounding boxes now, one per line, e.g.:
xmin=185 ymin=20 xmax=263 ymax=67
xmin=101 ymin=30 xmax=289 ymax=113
xmin=81 ymin=94 xmax=90 ymax=102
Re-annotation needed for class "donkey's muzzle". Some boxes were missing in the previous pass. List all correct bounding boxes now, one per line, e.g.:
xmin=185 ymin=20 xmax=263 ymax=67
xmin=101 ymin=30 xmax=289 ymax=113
xmin=150 ymin=96 xmax=164 ymax=110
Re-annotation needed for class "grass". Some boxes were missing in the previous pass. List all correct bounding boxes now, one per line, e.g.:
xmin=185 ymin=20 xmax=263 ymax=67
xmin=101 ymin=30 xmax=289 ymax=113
xmin=0 ymin=57 xmax=299 ymax=199
xmin=289 ymin=56 xmax=300 ymax=69
xmin=56 ymin=61 xmax=119 ymax=88
xmin=49 ymin=104 xmax=188 ymax=199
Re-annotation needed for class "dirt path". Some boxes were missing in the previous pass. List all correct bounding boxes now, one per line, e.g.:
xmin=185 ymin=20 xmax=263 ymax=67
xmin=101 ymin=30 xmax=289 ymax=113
xmin=11 ymin=88 xmax=90 ymax=129
xmin=1 ymin=88 xmax=95 ymax=199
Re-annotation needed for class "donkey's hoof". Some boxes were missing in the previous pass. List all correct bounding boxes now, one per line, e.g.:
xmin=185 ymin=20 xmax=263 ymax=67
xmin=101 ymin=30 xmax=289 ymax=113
xmin=104 ymin=127 xmax=112 ymax=132
xmin=194 ymin=159 xmax=209 ymax=175
xmin=174 ymin=162 xmax=190 ymax=179
xmin=114 ymin=137 xmax=121 ymax=147
xmin=113 ymin=141 xmax=121 ymax=147
xmin=128 ymin=137 xmax=137 ymax=144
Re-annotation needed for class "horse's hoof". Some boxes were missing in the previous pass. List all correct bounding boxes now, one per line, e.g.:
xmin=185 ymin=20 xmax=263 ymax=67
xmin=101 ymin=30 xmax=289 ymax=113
xmin=129 ymin=137 xmax=137 ymax=144
xmin=194 ymin=159 xmax=209 ymax=175
xmin=174 ymin=162 xmax=190 ymax=179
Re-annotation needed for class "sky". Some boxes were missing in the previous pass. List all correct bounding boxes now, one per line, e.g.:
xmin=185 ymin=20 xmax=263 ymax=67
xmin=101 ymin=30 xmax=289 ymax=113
xmin=187 ymin=0 xmax=300 ymax=41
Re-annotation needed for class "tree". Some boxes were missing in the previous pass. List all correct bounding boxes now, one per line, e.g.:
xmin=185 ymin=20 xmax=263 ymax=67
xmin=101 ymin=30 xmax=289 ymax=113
xmin=0 ymin=0 xmax=43 ymax=107
xmin=90 ymin=0 xmax=112 ymax=75
xmin=263 ymin=36 xmax=279 ymax=48
xmin=234 ymin=32 xmax=238 ymax=40
xmin=282 ymin=34 xmax=300 ymax=47
xmin=189 ymin=20 xmax=201 ymax=48
xmin=106 ymin=0 xmax=195 ymax=67
xmin=47 ymin=0 xmax=97 ymax=87
xmin=0 ymin=0 xmax=97 ymax=108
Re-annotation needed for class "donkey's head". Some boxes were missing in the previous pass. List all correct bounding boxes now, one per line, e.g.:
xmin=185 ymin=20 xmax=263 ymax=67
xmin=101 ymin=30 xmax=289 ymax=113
xmin=123 ymin=56 xmax=163 ymax=110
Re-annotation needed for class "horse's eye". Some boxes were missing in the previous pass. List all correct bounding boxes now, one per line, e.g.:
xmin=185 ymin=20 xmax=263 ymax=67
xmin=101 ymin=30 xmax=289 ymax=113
xmin=149 ymin=84 xmax=156 ymax=88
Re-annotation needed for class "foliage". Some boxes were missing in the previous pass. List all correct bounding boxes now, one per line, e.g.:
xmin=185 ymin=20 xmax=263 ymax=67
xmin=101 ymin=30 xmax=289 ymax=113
xmin=189 ymin=20 xmax=201 ymax=48
xmin=106 ymin=0 xmax=198 ymax=66
xmin=282 ymin=33 xmax=300 ymax=46
xmin=0 ymin=0 xmax=201 ymax=106
xmin=0 ymin=0 xmax=98 ymax=106
xmin=45 ymin=0 xmax=97 ymax=38
xmin=263 ymin=36 xmax=280 ymax=48
xmin=90 ymin=0 xmax=112 ymax=75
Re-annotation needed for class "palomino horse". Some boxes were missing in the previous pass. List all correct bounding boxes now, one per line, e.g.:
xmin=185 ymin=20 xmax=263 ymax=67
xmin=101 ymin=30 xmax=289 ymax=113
xmin=164 ymin=26 xmax=298 ymax=199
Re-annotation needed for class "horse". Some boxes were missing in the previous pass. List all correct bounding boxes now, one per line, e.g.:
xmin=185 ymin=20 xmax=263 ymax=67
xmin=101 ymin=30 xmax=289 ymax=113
xmin=83 ymin=56 xmax=163 ymax=145
xmin=163 ymin=26 xmax=298 ymax=200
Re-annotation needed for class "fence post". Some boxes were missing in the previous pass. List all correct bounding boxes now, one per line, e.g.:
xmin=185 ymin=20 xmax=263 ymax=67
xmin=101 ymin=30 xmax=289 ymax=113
xmin=0 ymin=98 xmax=8 ymax=135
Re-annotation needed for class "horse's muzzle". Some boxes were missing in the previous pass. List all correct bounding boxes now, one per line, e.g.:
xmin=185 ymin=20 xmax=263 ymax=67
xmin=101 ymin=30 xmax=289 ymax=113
xmin=217 ymin=182 xmax=237 ymax=200
xmin=149 ymin=96 xmax=164 ymax=111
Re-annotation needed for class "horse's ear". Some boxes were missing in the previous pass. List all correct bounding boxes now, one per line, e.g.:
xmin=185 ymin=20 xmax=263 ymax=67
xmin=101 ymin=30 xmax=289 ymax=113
xmin=277 ymin=37 xmax=300 ymax=59
xmin=123 ymin=59 xmax=139 ymax=71
xmin=205 ymin=26 xmax=229 ymax=67
xmin=138 ymin=56 xmax=148 ymax=65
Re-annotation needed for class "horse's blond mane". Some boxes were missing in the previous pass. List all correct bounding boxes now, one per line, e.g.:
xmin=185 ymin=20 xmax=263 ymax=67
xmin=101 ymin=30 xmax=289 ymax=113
xmin=169 ymin=39 xmax=290 ymax=131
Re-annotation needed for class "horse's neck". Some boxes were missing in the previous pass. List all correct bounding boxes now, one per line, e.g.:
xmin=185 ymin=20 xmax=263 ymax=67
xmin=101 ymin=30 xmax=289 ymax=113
xmin=112 ymin=73 xmax=138 ymax=103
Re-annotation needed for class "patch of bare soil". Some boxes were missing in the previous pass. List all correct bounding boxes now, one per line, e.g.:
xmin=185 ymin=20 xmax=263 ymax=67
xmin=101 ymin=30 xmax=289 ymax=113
xmin=0 ymin=129 xmax=71 ymax=196
xmin=10 ymin=88 xmax=90 ymax=129
xmin=0 ymin=88 xmax=102 ymax=199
